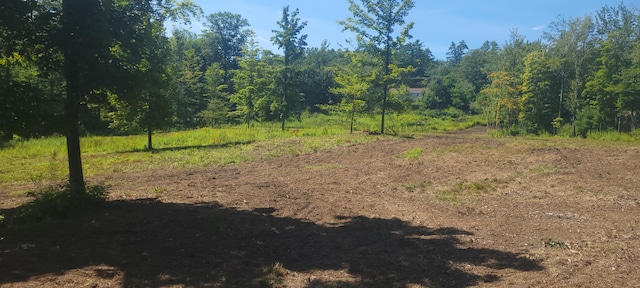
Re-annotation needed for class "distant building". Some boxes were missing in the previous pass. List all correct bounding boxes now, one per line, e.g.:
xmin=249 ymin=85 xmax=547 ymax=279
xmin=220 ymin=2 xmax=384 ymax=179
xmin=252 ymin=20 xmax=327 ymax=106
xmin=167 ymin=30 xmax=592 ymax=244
xmin=390 ymin=87 xmax=426 ymax=99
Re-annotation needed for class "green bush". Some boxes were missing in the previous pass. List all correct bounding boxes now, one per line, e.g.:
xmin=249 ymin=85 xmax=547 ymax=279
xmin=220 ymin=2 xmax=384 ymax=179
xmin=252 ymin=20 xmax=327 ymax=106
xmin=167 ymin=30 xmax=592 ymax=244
xmin=8 ymin=183 xmax=108 ymax=224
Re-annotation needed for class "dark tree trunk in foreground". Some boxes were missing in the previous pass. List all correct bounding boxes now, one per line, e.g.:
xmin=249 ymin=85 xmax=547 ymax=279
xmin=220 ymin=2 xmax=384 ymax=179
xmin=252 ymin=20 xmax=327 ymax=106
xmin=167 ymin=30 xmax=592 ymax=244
xmin=62 ymin=0 xmax=103 ymax=192
xmin=64 ymin=85 xmax=85 ymax=191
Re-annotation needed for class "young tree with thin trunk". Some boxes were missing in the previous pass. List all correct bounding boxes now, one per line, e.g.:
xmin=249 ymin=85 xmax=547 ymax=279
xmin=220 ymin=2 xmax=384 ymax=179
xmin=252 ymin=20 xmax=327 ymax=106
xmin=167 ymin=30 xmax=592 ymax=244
xmin=271 ymin=6 xmax=307 ymax=131
xmin=231 ymin=43 xmax=278 ymax=128
xmin=329 ymin=51 xmax=380 ymax=134
xmin=339 ymin=0 xmax=415 ymax=134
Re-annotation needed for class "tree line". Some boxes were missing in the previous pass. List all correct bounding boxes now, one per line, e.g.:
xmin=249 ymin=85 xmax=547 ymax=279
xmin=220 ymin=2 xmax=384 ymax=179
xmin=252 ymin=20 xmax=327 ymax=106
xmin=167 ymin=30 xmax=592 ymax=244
xmin=473 ymin=3 xmax=640 ymax=137
xmin=1 ymin=0 xmax=639 ymax=190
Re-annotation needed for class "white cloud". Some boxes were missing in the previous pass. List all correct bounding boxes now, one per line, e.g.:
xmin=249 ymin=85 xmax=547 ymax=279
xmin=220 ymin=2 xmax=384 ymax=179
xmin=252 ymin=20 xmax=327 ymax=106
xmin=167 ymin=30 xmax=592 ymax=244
xmin=532 ymin=25 xmax=546 ymax=31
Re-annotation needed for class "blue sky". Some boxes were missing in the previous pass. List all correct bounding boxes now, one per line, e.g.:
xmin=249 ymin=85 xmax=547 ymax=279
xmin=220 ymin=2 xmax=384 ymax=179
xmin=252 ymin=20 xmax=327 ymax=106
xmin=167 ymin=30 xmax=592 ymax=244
xmin=172 ymin=0 xmax=623 ymax=60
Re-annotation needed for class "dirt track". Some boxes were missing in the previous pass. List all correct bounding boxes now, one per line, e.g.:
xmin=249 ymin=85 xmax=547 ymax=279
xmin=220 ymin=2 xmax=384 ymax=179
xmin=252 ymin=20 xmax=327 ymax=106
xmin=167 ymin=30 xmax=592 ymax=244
xmin=1 ymin=127 xmax=639 ymax=287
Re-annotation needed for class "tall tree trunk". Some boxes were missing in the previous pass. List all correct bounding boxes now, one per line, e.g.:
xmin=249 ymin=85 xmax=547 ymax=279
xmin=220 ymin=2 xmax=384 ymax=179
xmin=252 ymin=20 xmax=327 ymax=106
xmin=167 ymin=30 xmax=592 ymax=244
xmin=381 ymin=44 xmax=391 ymax=134
xmin=64 ymin=90 xmax=85 ymax=193
xmin=147 ymin=101 xmax=153 ymax=151
xmin=62 ymin=0 xmax=86 ymax=193
xmin=381 ymin=84 xmax=388 ymax=134
xmin=281 ymin=63 xmax=289 ymax=132
xmin=350 ymin=110 xmax=355 ymax=134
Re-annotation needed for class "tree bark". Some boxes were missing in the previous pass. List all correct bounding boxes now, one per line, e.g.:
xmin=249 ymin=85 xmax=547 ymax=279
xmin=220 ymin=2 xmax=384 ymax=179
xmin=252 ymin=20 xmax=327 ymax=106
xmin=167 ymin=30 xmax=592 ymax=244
xmin=63 ymin=48 xmax=85 ymax=192
xmin=147 ymin=101 xmax=153 ymax=151
xmin=62 ymin=0 xmax=92 ymax=192
xmin=350 ymin=110 xmax=355 ymax=134
xmin=381 ymin=43 xmax=391 ymax=135
xmin=64 ymin=93 xmax=85 ymax=192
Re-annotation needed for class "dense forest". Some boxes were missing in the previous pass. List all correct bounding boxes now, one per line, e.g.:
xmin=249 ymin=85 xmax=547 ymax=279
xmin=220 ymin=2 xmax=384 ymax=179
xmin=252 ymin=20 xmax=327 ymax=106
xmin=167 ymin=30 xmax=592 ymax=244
xmin=2 ymin=1 xmax=640 ymax=187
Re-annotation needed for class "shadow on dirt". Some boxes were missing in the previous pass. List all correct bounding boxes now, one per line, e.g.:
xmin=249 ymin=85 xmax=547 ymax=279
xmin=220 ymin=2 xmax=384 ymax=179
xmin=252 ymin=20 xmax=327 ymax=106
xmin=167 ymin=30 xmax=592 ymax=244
xmin=0 ymin=199 xmax=543 ymax=287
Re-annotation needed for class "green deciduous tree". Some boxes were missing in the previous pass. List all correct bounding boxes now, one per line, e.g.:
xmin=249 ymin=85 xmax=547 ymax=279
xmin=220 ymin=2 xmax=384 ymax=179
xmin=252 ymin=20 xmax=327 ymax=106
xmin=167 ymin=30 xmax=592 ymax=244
xmin=329 ymin=51 xmax=381 ymax=133
xmin=395 ymin=40 xmax=435 ymax=83
xmin=584 ymin=4 xmax=639 ymax=132
xmin=480 ymin=71 xmax=521 ymax=130
xmin=0 ymin=0 xmax=66 ymax=140
xmin=271 ymin=6 xmax=308 ymax=131
xmin=339 ymin=0 xmax=415 ymax=134
xmin=168 ymin=29 xmax=208 ymax=129
xmin=203 ymin=12 xmax=252 ymax=93
xmin=520 ymin=50 xmax=561 ymax=134
xmin=60 ymin=0 xmax=199 ymax=191
xmin=546 ymin=14 xmax=597 ymax=136
xmin=231 ymin=45 xmax=278 ymax=127
xmin=299 ymin=41 xmax=341 ymax=112
xmin=61 ymin=0 xmax=111 ymax=191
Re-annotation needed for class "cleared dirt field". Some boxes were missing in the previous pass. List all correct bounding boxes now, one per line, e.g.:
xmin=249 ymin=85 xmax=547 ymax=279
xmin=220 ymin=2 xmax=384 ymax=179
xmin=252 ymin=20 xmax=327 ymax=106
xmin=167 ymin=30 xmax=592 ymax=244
xmin=1 ymin=126 xmax=639 ymax=287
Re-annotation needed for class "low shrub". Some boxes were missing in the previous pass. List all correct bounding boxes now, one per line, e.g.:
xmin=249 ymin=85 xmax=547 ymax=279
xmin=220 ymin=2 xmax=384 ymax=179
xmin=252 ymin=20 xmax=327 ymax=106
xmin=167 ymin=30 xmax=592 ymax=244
xmin=7 ymin=182 xmax=108 ymax=224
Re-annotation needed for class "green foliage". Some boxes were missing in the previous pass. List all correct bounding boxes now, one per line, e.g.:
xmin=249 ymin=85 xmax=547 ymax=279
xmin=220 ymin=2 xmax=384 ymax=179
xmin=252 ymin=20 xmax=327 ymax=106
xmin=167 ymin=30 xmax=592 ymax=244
xmin=480 ymin=71 xmax=522 ymax=129
xmin=395 ymin=40 xmax=435 ymax=81
xmin=0 ymin=113 xmax=481 ymax=186
xmin=0 ymin=0 xmax=202 ymax=189
xmin=0 ymin=0 xmax=66 ymax=138
xmin=6 ymin=1 xmax=640 ymax=198
xmin=231 ymin=46 xmax=279 ymax=127
xmin=198 ymin=98 xmax=230 ymax=127
xmin=520 ymin=50 xmax=561 ymax=134
xmin=328 ymin=51 xmax=380 ymax=133
xmin=446 ymin=40 xmax=469 ymax=65
xmin=203 ymin=11 xmax=252 ymax=91
xmin=271 ymin=6 xmax=308 ymax=130
xmin=299 ymin=42 xmax=340 ymax=110
xmin=196 ymin=63 xmax=231 ymax=126
xmin=168 ymin=29 xmax=209 ymax=128
xmin=586 ymin=130 xmax=640 ymax=141
xmin=400 ymin=147 xmax=423 ymax=160
xmin=339 ymin=0 xmax=416 ymax=134
xmin=543 ymin=238 xmax=570 ymax=249
xmin=7 ymin=183 xmax=108 ymax=224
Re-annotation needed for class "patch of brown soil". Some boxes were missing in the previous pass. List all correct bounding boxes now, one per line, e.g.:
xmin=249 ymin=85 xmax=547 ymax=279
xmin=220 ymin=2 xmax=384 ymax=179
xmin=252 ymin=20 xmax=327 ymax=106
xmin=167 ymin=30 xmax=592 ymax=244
xmin=1 ymin=128 xmax=639 ymax=287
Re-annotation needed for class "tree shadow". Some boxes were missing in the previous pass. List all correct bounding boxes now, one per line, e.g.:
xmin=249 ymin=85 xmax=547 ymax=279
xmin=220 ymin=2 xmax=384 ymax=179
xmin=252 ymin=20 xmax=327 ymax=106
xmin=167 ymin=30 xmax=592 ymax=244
xmin=0 ymin=199 xmax=543 ymax=287
xmin=123 ymin=140 xmax=255 ymax=153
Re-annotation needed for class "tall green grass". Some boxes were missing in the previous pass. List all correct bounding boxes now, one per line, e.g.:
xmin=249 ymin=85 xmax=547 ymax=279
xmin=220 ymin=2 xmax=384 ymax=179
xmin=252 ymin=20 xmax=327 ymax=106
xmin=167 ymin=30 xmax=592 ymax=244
xmin=292 ymin=111 xmax=485 ymax=135
xmin=0 ymin=124 xmax=380 ymax=186
xmin=0 ymin=112 xmax=480 ymax=188
xmin=586 ymin=130 xmax=640 ymax=141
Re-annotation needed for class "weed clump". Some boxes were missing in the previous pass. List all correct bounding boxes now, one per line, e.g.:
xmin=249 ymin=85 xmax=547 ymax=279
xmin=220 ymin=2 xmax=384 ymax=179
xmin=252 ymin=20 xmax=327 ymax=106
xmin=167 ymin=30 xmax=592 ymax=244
xmin=543 ymin=238 xmax=571 ymax=249
xmin=400 ymin=147 xmax=424 ymax=160
xmin=6 ymin=183 xmax=108 ymax=224
xmin=257 ymin=262 xmax=286 ymax=287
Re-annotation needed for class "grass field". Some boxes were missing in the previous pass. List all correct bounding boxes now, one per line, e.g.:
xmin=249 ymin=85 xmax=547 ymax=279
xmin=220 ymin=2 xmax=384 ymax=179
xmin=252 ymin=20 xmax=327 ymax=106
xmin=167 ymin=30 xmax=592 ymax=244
xmin=0 ymin=113 xmax=483 ymax=187
xmin=4 ymin=111 xmax=638 ymax=190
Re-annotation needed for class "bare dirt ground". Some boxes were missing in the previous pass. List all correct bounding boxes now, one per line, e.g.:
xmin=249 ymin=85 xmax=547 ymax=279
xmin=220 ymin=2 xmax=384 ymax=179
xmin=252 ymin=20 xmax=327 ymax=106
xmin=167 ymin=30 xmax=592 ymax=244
xmin=1 ymin=126 xmax=639 ymax=287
